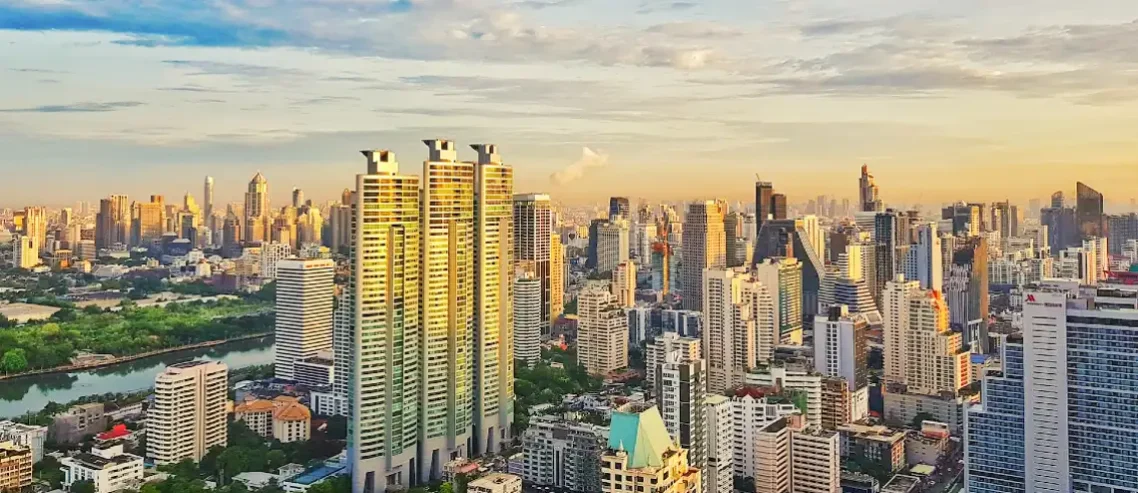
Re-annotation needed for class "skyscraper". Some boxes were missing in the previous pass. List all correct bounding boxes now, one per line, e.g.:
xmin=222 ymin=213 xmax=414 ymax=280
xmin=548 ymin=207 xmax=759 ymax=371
xmin=656 ymin=352 xmax=707 ymax=475
xmin=245 ymin=172 xmax=269 ymax=242
xmin=96 ymin=196 xmax=130 ymax=250
xmin=883 ymin=277 xmax=968 ymax=393
xmin=148 ymin=361 xmax=228 ymax=465
xmin=471 ymin=143 xmax=514 ymax=456
xmin=859 ymin=164 xmax=883 ymax=213
xmin=133 ymin=195 xmax=166 ymax=247
xmin=550 ymin=232 xmax=564 ymax=327
xmin=882 ymin=277 xmax=919 ymax=386
xmin=592 ymin=218 xmax=629 ymax=274
xmin=274 ymin=259 xmax=335 ymax=381
xmin=609 ymin=196 xmax=630 ymax=220
xmin=611 ymin=261 xmax=636 ymax=308
xmin=512 ymin=194 xmax=552 ymax=337
xmin=966 ymin=287 xmax=1138 ymax=493
xmin=1076 ymin=181 xmax=1105 ymax=239
xmin=292 ymin=187 xmax=305 ymax=208
xmin=755 ymin=179 xmax=773 ymax=229
xmin=911 ymin=223 xmax=942 ymax=293
xmin=203 ymin=176 xmax=214 ymax=222
xmin=770 ymin=193 xmax=787 ymax=221
xmin=340 ymin=150 xmax=421 ymax=493
xmin=419 ymin=139 xmax=474 ymax=477
xmin=753 ymin=257 xmax=804 ymax=345
xmin=948 ymin=237 xmax=989 ymax=352
xmin=813 ymin=305 xmax=868 ymax=394
xmin=682 ymin=200 xmax=727 ymax=312
xmin=21 ymin=207 xmax=46 ymax=253
xmin=702 ymin=267 xmax=775 ymax=393
xmin=724 ymin=211 xmax=745 ymax=268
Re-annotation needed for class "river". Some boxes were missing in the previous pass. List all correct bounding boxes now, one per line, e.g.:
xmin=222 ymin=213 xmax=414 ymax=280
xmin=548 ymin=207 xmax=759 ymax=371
xmin=0 ymin=337 xmax=275 ymax=419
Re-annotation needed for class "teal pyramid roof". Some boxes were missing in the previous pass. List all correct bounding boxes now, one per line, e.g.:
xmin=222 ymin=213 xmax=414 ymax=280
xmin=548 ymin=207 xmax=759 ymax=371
xmin=608 ymin=405 xmax=674 ymax=469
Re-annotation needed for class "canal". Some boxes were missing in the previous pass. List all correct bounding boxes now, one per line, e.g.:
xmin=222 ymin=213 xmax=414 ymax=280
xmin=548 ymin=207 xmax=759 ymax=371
xmin=0 ymin=336 xmax=275 ymax=419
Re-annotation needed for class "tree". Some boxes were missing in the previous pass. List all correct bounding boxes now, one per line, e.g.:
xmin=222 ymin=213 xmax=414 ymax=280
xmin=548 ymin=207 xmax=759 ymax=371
xmin=35 ymin=455 xmax=65 ymax=488
xmin=324 ymin=415 xmax=347 ymax=440
xmin=71 ymin=480 xmax=97 ymax=493
xmin=910 ymin=412 xmax=936 ymax=428
xmin=2 ymin=349 xmax=28 ymax=374
xmin=266 ymin=449 xmax=287 ymax=471
xmin=440 ymin=482 xmax=455 ymax=493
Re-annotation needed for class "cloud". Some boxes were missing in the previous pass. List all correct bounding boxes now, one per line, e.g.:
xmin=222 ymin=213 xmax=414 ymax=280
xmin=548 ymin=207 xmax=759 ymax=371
xmin=0 ymin=101 xmax=144 ymax=113
xmin=551 ymin=147 xmax=608 ymax=185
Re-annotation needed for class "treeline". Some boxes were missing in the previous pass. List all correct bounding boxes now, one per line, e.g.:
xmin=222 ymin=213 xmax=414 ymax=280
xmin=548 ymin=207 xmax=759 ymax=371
xmin=513 ymin=347 xmax=603 ymax=434
xmin=0 ymin=298 xmax=272 ymax=374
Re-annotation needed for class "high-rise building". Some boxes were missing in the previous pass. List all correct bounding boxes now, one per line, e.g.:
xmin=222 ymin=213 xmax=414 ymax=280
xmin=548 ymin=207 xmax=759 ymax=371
xmin=419 ymin=139 xmax=475 ymax=477
xmin=703 ymin=395 xmax=733 ymax=493
xmin=799 ymin=215 xmax=824 ymax=261
xmin=645 ymin=333 xmax=700 ymax=389
xmin=513 ymin=194 xmax=553 ymax=337
xmin=770 ymin=194 xmax=787 ymax=222
xmin=947 ymin=237 xmax=989 ymax=352
xmin=1108 ymin=213 xmax=1138 ymax=255
xmin=813 ymin=305 xmax=868 ymax=394
xmin=702 ymin=268 xmax=775 ymax=394
xmin=611 ymin=261 xmax=636 ymax=308
xmin=724 ymin=212 xmax=745 ymax=268
xmin=609 ymin=196 xmax=631 ymax=220
xmin=521 ymin=414 xmax=606 ymax=493
xmin=882 ymin=277 xmax=918 ymax=386
xmin=203 ymin=176 xmax=214 ymax=223
xmin=274 ymin=259 xmax=335 ymax=381
xmin=471 ymin=143 xmax=514 ymax=457
xmin=909 ymin=223 xmax=942 ymax=293
xmin=905 ymin=290 xmax=968 ymax=395
xmin=1076 ymin=181 xmax=1105 ymax=239
xmin=577 ymin=285 xmax=629 ymax=376
xmin=859 ymin=164 xmax=883 ymax=213
xmin=730 ymin=392 xmax=800 ymax=481
xmin=96 ymin=196 xmax=130 ymax=250
xmin=682 ymin=201 xmax=727 ymax=312
xmin=966 ymin=287 xmax=1138 ymax=493
xmin=550 ymin=232 xmax=565 ymax=327
xmin=602 ymin=404 xmax=702 ymax=493
xmin=245 ymin=172 xmax=269 ymax=242
xmin=790 ymin=426 xmax=841 ymax=493
xmin=656 ymin=352 xmax=707 ymax=474
xmin=133 ymin=195 xmax=166 ymax=247
xmin=12 ymin=235 xmax=38 ymax=269
xmin=755 ymin=180 xmax=774 ymax=230
xmin=148 ymin=361 xmax=228 ymax=465
xmin=21 ymin=206 xmax=46 ymax=253
xmin=339 ymin=150 xmax=421 ymax=492
xmin=753 ymin=257 xmax=804 ymax=345
xmin=513 ymin=271 xmax=542 ymax=368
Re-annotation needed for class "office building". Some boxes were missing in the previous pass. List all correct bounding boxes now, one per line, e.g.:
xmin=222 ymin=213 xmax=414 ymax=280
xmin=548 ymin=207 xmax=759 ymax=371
xmin=752 ymin=417 xmax=791 ymax=493
xmin=610 ymin=197 xmax=631 ymax=220
xmin=908 ymin=223 xmax=942 ymax=293
xmin=245 ymin=172 xmax=269 ymax=242
xmin=753 ymin=258 xmax=804 ymax=344
xmin=646 ymin=333 xmax=701 ymax=389
xmin=13 ymin=235 xmax=38 ymax=269
xmin=61 ymin=442 xmax=144 ymax=493
xmin=49 ymin=403 xmax=108 ymax=445
xmin=837 ymin=423 xmax=906 ymax=473
xmin=947 ymin=237 xmax=989 ymax=352
xmin=259 ymin=241 xmax=293 ymax=280
xmin=612 ymin=260 xmax=636 ymax=308
xmin=274 ymin=258 xmax=335 ymax=381
xmin=704 ymin=395 xmax=733 ymax=493
xmin=770 ymin=194 xmax=787 ymax=222
xmin=966 ymin=287 xmax=1138 ymax=492
xmin=521 ymin=414 xmax=607 ymax=493
xmin=514 ymin=271 xmax=542 ymax=367
xmin=657 ymin=352 xmax=707 ymax=474
xmin=21 ymin=206 xmax=46 ymax=253
xmin=0 ymin=422 xmax=46 ymax=464
xmin=471 ymin=143 xmax=515 ymax=457
xmin=592 ymin=218 xmax=630 ymax=274
xmin=577 ymin=285 xmax=629 ymax=376
xmin=682 ymin=201 xmax=727 ymax=312
xmin=859 ymin=165 xmax=883 ymax=213
xmin=96 ymin=195 xmax=131 ymax=250
xmin=0 ymin=442 xmax=32 ymax=492
xmin=1076 ymin=181 xmax=1105 ymax=239
xmin=338 ymin=150 xmax=421 ymax=492
xmin=148 ymin=361 xmax=228 ymax=465
xmin=756 ymin=180 xmax=774 ymax=229
xmin=651 ymin=242 xmax=678 ymax=295
xmin=602 ymin=404 xmax=701 ymax=493
xmin=132 ymin=196 xmax=166 ymax=246
xmin=1108 ymin=213 xmax=1138 ymax=255
xmin=513 ymin=194 xmax=553 ymax=336
xmin=294 ymin=355 xmax=335 ymax=387
xmin=725 ymin=211 xmax=746 ymax=268
xmin=702 ymin=268 xmax=775 ymax=393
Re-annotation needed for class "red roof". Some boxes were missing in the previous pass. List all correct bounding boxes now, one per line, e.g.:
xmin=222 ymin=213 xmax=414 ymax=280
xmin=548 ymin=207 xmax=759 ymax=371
xmin=98 ymin=424 xmax=130 ymax=440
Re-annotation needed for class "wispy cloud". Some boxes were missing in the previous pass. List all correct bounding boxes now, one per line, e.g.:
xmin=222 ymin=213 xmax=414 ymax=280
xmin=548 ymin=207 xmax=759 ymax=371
xmin=0 ymin=101 xmax=144 ymax=113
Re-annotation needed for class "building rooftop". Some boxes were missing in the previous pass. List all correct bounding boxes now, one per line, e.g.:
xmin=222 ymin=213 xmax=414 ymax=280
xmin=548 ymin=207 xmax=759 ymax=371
xmin=284 ymin=464 xmax=346 ymax=486
xmin=607 ymin=404 xmax=673 ymax=469
xmin=298 ymin=356 xmax=334 ymax=366
xmin=66 ymin=452 xmax=139 ymax=470
xmin=882 ymin=475 xmax=921 ymax=493
xmin=470 ymin=473 xmax=521 ymax=488
xmin=0 ymin=441 xmax=31 ymax=459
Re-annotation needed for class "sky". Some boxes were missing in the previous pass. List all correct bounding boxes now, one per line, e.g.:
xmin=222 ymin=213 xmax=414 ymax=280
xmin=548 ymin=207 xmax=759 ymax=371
xmin=3 ymin=0 xmax=1138 ymax=207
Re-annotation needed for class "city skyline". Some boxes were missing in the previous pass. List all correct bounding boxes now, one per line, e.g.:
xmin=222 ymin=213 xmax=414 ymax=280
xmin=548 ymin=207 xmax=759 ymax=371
xmin=4 ymin=1 xmax=1138 ymax=205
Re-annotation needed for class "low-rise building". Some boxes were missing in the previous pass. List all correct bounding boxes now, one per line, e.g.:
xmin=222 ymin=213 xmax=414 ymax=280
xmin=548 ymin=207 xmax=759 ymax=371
xmin=60 ymin=442 xmax=144 ymax=493
xmin=0 ymin=441 xmax=32 ymax=492
xmin=745 ymin=365 xmax=823 ymax=428
xmin=883 ymin=385 xmax=973 ymax=435
xmin=880 ymin=475 xmax=920 ymax=493
xmin=293 ymin=356 xmax=335 ymax=387
xmin=0 ymin=421 xmax=47 ymax=463
xmin=50 ymin=403 xmax=108 ymax=445
xmin=522 ymin=413 xmax=608 ymax=493
xmin=233 ymin=471 xmax=280 ymax=490
xmin=790 ymin=426 xmax=841 ymax=493
xmin=904 ymin=422 xmax=949 ymax=467
xmin=468 ymin=473 xmax=523 ymax=493
xmin=280 ymin=464 xmax=347 ymax=492
xmin=601 ymin=404 xmax=701 ymax=493
xmin=837 ymin=423 xmax=906 ymax=473
xmin=840 ymin=471 xmax=880 ymax=493
xmin=234 ymin=396 xmax=312 ymax=443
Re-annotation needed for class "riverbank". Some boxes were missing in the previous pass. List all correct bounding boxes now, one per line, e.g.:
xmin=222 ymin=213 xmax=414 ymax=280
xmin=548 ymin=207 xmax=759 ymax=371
xmin=0 ymin=332 xmax=273 ymax=382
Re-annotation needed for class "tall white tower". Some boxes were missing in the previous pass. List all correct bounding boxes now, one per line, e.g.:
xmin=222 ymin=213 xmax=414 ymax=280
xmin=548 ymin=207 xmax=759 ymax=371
xmin=274 ymin=258 xmax=335 ymax=380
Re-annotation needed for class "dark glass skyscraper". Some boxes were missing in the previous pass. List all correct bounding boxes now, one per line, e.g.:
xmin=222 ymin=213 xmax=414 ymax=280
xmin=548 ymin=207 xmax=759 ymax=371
xmin=1076 ymin=182 xmax=1105 ymax=239
xmin=755 ymin=180 xmax=773 ymax=230
xmin=609 ymin=196 xmax=630 ymax=220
